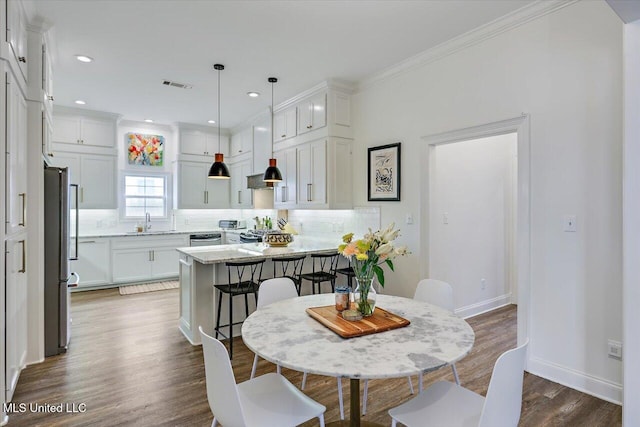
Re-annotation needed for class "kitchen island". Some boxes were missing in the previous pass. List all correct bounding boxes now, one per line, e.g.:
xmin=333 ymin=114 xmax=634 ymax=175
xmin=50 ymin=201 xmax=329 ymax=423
xmin=176 ymin=237 xmax=338 ymax=345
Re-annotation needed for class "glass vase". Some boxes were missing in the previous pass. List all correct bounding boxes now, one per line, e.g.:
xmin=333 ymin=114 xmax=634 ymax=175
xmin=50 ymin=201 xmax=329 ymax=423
xmin=354 ymin=277 xmax=377 ymax=317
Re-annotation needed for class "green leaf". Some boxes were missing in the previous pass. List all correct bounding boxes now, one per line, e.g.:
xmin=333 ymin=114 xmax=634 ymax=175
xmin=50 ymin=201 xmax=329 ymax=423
xmin=386 ymin=259 xmax=395 ymax=271
xmin=373 ymin=265 xmax=385 ymax=287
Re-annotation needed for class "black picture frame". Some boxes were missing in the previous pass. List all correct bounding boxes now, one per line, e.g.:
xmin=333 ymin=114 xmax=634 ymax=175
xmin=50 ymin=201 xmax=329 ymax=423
xmin=368 ymin=142 xmax=401 ymax=201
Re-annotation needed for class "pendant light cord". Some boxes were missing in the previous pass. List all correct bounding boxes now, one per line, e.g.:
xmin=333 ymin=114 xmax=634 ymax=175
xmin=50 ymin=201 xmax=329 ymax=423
xmin=271 ymin=80 xmax=274 ymax=158
xmin=218 ymin=67 xmax=221 ymax=154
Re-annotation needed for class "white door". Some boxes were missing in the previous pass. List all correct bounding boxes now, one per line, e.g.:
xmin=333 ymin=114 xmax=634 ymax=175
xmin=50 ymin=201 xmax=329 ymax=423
xmin=52 ymin=116 xmax=81 ymax=145
xmin=72 ymin=240 xmax=111 ymax=287
xmin=178 ymin=162 xmax=207 ymax=208
xmin=81 ymin=155 xmax=116 ymax=208
xmin=112 ymin=249 xmax=151 ymax=283
xmin=81 ymin=118 xmax=115 ymax=147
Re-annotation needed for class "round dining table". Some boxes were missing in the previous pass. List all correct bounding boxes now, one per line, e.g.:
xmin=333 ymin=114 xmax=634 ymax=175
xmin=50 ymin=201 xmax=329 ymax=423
xmin=241 ymin=293 xmax=475 ymax=427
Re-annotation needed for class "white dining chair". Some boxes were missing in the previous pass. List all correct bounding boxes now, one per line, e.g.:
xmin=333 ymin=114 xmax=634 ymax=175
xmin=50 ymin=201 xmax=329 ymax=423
xmin=249 ymin=277 xmax=298 ymax=379
xmin=252 ymin=277 xmax=347 ymax=420
xmin=361 ymin=278 xmax=457 ymax=415
xmin=199 ymin=325 xmax=326 ymax=427
xmin=388 ymin=340 xmax=529 ymax=427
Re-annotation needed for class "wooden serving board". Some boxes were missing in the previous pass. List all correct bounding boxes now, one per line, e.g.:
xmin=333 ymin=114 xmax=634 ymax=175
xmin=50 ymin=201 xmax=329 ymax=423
xmin=306 ymin=305 xmax=410 ymax=338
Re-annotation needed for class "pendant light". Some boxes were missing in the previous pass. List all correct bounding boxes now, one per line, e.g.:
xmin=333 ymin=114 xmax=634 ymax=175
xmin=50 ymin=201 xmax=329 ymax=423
xmin=208 ymin=64 xmax=230 ymax=179
xmin=263 ymin=77 xmax=283 ymax=183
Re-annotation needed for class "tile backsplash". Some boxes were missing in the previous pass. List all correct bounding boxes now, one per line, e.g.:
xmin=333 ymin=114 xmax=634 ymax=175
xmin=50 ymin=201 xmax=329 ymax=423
xmin=76 ymin=207 xmax=380 ymax=237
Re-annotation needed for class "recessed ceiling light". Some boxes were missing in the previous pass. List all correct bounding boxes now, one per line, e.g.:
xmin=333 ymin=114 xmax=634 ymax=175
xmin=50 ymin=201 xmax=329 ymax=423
xmin=74 ymin=100 xmax=86 ymax=105
xmin=144 ymin=119 xmax=154 ymax=123
xmin=207 ymin=120 xmax=216 ymax=124
xmin=75 ymin=55 xmax=93 ymax=63
xmin=247 ymin=92 xmax=260 ymax=98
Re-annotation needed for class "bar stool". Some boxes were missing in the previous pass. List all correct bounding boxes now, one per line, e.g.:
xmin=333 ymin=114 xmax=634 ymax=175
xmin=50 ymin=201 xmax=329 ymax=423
xmin=272 ymin=255 xmax=306 ymax=295
xmin=214 ymin=259 xmax=265 ymax=359
xmin=335 ymin=263 xmax=355 ymax=289
xmin=300 ymin=253 xmax=339 ymax=294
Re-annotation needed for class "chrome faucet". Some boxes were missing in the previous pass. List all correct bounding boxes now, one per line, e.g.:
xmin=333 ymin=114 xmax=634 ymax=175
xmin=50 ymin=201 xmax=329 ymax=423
xmin=144 ymin=212 xmax=151 ymax=232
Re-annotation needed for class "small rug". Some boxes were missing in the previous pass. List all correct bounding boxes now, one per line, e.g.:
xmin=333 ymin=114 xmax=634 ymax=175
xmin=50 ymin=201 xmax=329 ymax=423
xmin=119 ymin=280 xmax=179 ymax=295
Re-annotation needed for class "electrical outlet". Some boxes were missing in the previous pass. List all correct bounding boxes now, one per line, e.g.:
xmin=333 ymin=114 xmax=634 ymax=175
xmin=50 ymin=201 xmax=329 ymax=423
xmin=608 ymin=340 xmax=622 ymax=360
xmin=481 ymin=278 xmax=486 ymax=290
xmin=406 ymin=214 xmax=413 ymax=225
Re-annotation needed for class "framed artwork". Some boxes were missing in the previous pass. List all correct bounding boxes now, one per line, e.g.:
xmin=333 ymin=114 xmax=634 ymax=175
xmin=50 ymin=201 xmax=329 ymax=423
xmin=126 ymin=133 xmax=164 ymax=166
xmin=368 ymin=142 xmax=401 ymax=201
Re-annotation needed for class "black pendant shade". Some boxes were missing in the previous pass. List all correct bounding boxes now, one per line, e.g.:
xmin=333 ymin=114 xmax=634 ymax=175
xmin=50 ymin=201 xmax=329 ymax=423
xmin=263 ymin=158 xmax=283 ymax=182
xmin=208 ymin=64 xmax=230 ymax=179
xmin=264 ymin=77 xmax=283 ymax=183
xmin=209 ymin=153 xmax=231 ymax=179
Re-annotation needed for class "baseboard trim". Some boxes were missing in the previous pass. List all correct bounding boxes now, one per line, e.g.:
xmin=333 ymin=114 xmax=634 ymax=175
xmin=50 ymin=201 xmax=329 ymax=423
xmin=456 ymin=293 xmax=512 ymax=319
xmin=528 ymin=356 xmax=623 ymax=405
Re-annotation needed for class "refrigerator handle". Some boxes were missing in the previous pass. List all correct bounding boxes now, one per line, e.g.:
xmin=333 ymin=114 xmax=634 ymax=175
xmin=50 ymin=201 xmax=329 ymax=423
xmin=70 ymin=184 xmax=79 ymax=260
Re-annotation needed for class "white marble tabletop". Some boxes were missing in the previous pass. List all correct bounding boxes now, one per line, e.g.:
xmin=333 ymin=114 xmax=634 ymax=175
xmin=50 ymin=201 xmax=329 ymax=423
xmin=241 ymin=294 xmax=475 ymax=380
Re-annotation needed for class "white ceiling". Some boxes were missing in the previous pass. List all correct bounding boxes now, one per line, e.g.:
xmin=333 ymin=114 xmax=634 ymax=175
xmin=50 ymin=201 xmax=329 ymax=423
xmin=32 ymin=0 xmax=534 ymax=129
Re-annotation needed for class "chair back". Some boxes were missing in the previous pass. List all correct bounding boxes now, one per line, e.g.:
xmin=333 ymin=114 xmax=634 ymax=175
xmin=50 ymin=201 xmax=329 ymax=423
xmin=414 ymin=279 xmax=454 ymax=312
xmin=226 ymin=259 xmax=265 ymax=289
xmin=478 ymin=340 xmax=529 ymax=427
xmin=199 ymin=326 xmax=245 ymax=426
xmin=257 ymin=278 xmax=298 ymax=309
xmin=273 ymin=255 xmax=306 ymax=279
xmin=311 ymin=253 xmax=339 ymax=275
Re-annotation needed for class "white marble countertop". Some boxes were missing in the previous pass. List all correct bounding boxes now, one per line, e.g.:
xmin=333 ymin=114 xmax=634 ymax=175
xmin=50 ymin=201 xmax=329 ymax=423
xmin=176 ymin=237 xmax=337 ymax=264
xmin=241 ymin=294 xmax=475 ymax=379
xmin=78 ymin=229 xmax=240 ymax=239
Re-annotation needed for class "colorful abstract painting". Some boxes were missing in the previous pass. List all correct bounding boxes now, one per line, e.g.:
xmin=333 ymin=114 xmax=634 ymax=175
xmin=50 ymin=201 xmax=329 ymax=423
xmin=127 ymin=133 xmax=164 ymax=166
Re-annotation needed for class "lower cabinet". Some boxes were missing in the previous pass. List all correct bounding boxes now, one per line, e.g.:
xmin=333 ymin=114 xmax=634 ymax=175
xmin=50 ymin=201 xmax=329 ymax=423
xmin=111 ymin=235 xmax=188 ymax=284
xmin=72 ymin=238 xmax=110 ymax=287
xmin=70 ymin=234 xmax=190 ymax=289
xmin=5 ymin=235 xmax=27 ymax=402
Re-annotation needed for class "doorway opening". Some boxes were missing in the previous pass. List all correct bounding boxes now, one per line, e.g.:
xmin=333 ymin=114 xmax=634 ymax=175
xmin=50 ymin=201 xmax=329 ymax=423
xmin=420 ymin=115 xmax=530 ymax=348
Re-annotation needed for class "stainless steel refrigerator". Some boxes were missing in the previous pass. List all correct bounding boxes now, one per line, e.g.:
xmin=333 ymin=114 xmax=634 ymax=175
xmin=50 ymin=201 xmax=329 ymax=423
xmin=44 ymin=166 xmax=79 ymax=356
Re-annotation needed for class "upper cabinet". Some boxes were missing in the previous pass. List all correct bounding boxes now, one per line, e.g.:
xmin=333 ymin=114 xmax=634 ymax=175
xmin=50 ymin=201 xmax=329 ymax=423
xmin=178 ymin=124 xmax=229 ymax=159
xmin=6 ymin=0 xmax=28 ymax=82
xmin=173 ymin=161 xmax=230 ymax=209
xmin=297 ymin=92 xmax=326 ymax=136
xmin=229 ymin=159 xmax=253 ymax=208
xmin=230 ymin=126 xmax=253 ymax=157
xmin=52 ymin=114 xmax=116 ymax=148
xmin=48 ymin=152 xmax=116 ymax=209
xmin=274 ymin=107 xmax=297 ymax=143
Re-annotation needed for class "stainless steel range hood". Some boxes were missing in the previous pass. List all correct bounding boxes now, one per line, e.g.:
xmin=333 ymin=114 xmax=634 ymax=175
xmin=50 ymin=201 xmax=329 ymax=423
xmin=247 ymin=173 xmax=274 ymax=190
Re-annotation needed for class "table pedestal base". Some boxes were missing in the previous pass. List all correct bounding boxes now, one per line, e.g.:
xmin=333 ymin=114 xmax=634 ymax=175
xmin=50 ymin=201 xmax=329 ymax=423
xmin=326 ymin=421 xmax=383 ymax=427
xmin=325 ymin=379 xmax=384 ymax=427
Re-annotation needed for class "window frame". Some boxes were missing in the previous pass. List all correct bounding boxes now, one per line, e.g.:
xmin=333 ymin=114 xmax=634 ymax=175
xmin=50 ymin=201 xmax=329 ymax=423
xmin=119 ymin=170 xmax=171 ymax=220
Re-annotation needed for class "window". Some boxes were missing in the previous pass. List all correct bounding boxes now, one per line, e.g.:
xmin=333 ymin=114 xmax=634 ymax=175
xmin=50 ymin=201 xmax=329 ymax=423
xmin=123 ymin=174 xmax=167 ymax=218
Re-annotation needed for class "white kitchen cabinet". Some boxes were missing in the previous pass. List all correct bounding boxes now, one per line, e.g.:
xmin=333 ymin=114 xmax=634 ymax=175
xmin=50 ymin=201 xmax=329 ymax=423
xmin=174 ymin=161 xmax=230 ymax=209
xmin=6 ymin=0 xmax=28 ymax=81
xmin=72 ymin=238 xmax=110 ymax=287
xmin=111 ymin=235 xmax=188 ymax=284
xmin=229 ymin=159 xmax=253 ymax=208
xmin=274 ymin=107 xmax=297 ymax=143
xmin=42 ymin=40 xmax=54 ymax=112
xmin=52 ymin=113 xmax=116 ymax=148
xmin=48 ymin=152 xmax=116 ymax=209
xmin=230 ymin=127 xmax=253 ymax=157
xmin=297 ymin=139 xmax=327 ymax=207
xmin=273 ymin=147 xmax=297 ymax=209
xmin=5 ymin=235 xmax=27 ymax=402
xmin=42 ymin=111 xmax=53 ymax=158
xmin=297 ymin=92 xmax=326 ymax=135
xmin=252 ymin=116 xmax=271 ymax=175
xmin=5 ymin=68 xmax=28 ymax=235
xmin=179 ymin=128 xmax=229 ymax=157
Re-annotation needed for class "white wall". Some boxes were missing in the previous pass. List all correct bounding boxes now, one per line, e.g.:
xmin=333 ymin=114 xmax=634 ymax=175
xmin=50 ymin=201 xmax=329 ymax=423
xmin=623 ymin=18 xmax=640 ymax=426
xmin=429 ymin=134 xmax=516 ymax=317
xmin=352 ymin=1 xmax=623 ymax=402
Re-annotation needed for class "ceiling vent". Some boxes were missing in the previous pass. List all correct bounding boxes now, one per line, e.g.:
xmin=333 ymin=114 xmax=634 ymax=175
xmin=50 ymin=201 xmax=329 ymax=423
xmin=162 ymin=80 xmax=193 ymax=89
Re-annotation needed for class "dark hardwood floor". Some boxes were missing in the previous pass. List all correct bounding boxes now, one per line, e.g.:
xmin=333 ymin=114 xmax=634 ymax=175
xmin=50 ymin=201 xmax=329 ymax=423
xmin=7 ymin=288 xmax=621 ymax=426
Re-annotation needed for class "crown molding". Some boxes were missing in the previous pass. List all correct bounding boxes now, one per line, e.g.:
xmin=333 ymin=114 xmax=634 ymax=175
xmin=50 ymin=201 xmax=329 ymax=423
xmin=357 ymin=0 xmax=580 ymax=92
xmin=274 ymin=78 xmax=355 ymax=113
